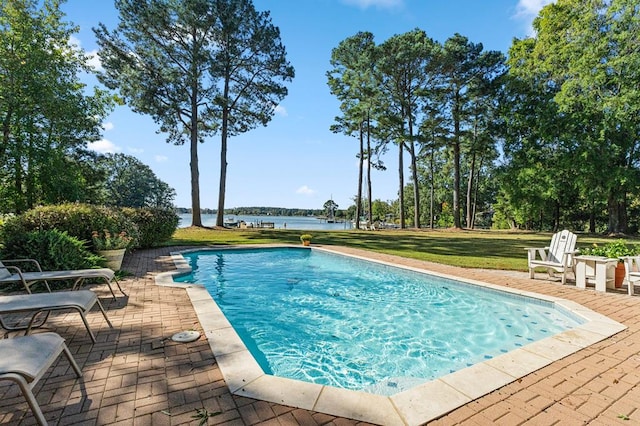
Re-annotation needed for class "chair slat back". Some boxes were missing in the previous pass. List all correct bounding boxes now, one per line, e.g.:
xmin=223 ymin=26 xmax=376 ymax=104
xmin=547 ymin=230 xmax=577 ymax=264
xmin=624 ymin=255 xmax=640 ymax=277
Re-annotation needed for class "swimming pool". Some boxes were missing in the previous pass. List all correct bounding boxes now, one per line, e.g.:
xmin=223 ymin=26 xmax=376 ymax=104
xmin=158 ymin=245 xmax=625 ymax=425
xmin=174 ymin=247 xmax=582 ymax=395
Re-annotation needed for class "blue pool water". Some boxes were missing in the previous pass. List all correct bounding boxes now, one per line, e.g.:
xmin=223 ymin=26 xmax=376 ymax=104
xmin=174 ymin=248 xmax=583 ymax=395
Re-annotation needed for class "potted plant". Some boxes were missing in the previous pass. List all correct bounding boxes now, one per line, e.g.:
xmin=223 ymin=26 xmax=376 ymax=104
xmin=300 ymin=234 xmax=313 ymax=246
xmin=92 ymin=229 xmax=133 ymax=271
xmin=581 ymin=240 xmax=639 ymax=287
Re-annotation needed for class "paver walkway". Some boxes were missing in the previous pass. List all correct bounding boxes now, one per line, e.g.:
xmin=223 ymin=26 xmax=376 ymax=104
xmin=0 ymin=245 xmax=639 ymax=425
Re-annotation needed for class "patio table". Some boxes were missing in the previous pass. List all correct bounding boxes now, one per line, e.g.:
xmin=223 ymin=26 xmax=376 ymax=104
xmin=574 ymin=255 xmax=618 ymax=292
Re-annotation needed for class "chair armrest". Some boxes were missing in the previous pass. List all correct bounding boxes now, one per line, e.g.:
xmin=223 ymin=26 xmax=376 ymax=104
xmin=560 ymin=250 xmax=580 ymax=266
xmin=1 ymin=259 xmax=43 ymax=272
xmin=524 ymin=247 xmax=550 ymax=262
xmin=0 ymin=265 xmax=32 ymax=293
xmin=622 ymin=256 xmax=640 ymax=278
xmin=565 ymin=249 xmax=580 ymax=258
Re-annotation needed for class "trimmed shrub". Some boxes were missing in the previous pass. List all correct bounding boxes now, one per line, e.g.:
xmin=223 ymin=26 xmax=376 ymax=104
xmin=0 ymin=203 xmax=139 ymax=250
xmin=122 ymin=207 xmax=179 ymax=248
xmin=0 ymin=229 xmax=103 ymax=272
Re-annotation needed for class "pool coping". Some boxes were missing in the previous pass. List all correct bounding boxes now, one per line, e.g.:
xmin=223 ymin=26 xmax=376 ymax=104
xmin=155 ymin=245 xmax=627 ymax=426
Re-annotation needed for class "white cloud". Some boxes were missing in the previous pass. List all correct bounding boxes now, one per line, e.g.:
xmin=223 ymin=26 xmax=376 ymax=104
xmin=68 ymin=34 xmax=103 ymax=70
xmin=103 ymin=121 xmax=114 ymax=131
xmin=88 ymin=139 xmax=120 ymax=154
xmin=274 ymin=105 xmax=288 ymax=117
xmin=296 ymin=185 xmax=316 ymax=196
xmin=155 ymin=155 xmax=169 ymax=162
xmin=515 ymin=0 xmax=555 ymax=18
xmin=86 ymin=50 xmax=103 ymax=71
xmin=69 ymin=35 xmax=82 ymax=51
xmin=342 ymin=0 xmax=403 ymax=9
xmin=514 ymin=0 xmax=556 ymax=35
xmin=127 ymin=147 xmax=144 ymax=154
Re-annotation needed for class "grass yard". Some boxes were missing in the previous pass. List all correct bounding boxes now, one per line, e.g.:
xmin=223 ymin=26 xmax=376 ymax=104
xmin=169 ymin=227 xmax=640 ymax=271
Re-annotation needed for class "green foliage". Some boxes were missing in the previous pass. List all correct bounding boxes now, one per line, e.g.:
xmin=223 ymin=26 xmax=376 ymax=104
xmin=490 ymin=205 xmax=515 ymax=230
xmin=327 ymin=31 xmax=379 ymax=229
xmin=371 ymin=199 xmax=393 ymax=223
xmin=97 ymin=153 xmax=176 ymax=209
xmin=436 ymin=202 xmax=455 ymax=228
xmin=191 ymin=407 xmax=221 ymax=426
xmin=0 ymin=203 xmax=139 ymax=250
xmin=323 ymin=199 xmax=338 ymax=218
xmin=0 ymin=213 xmax=12 ymax=229
xmin=91 ymin=230 xmax=133 ymax=250
xmin=0 ymin=0 xmax=116 ymax=214
xmin=122 ymin=207 xmax=179 ymax=248
xmin=300 ymin=234 xmax=313 ymax=242
xmin=504 ymin=0 xmax=640 ymax=233
xmin=0 ymin=229 xmax=103 ymax=272
xmin=580 ymin=240 xmax=639 ymax=260
xmin=0 ymin=204 xmax=178 ymax=251
xmin=94 ymin=0 xmax=294 ymax=227
xmin=378 ymin=29 xmax=442 ymax=229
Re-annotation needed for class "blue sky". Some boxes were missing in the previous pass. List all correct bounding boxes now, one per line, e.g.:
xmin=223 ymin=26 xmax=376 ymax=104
xmin=61 ymin=0 xmax=553 ymax=210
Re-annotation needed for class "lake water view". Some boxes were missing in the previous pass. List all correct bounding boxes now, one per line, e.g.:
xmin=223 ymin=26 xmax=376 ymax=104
xmin=178 ymin=213 xmax=354 ymax=231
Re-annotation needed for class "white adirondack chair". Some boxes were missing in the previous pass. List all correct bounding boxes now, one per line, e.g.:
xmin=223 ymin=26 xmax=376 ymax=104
xmin=525 ymin=230 xmax=578 ymax=285
xmin=622 ymin=255 xmax=640 ymax=295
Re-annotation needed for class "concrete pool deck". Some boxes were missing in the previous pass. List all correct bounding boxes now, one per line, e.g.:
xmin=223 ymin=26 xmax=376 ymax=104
xmin=1 ymin=245 xmax=639 ymax=425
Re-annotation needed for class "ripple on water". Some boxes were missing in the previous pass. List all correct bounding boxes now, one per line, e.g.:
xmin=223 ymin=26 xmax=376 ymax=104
xmin=175 ymin=248 xmax=583 ymax=395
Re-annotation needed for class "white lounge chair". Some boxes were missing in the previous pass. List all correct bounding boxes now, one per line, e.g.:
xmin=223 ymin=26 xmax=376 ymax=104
xmin=622 ymin=255 xmax=640 ymax=296
xmin=525 ymin=230 xmax=578 ymax=285
xmin=0 ymin=259 xmax=125 ymax=300
xmin=0 ymin=332 xmax=82 ymax=426
xmin=0 ymin=290 xmax=113 ymax=343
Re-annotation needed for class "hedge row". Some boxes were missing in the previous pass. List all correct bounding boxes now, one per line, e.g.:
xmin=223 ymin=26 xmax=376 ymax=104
xmin=2 ymin=229 xmax=103 ymax=272
xmin=0 ymin=204 xmax=179 ymax=271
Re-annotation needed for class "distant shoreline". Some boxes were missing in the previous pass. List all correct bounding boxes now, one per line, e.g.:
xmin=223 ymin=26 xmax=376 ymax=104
xmin=177 ymin=213 xmax=353 ymax=231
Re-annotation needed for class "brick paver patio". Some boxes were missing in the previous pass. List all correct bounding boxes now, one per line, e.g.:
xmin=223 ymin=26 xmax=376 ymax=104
xmin=1 ymin=245 xmax=639 ymax=425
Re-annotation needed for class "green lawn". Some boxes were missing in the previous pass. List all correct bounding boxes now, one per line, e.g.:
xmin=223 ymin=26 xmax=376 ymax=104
xmin=169 ymin=227 xmax=640 ymax=271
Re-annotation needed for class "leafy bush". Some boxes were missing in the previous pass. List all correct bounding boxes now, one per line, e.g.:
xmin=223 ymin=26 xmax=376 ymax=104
xmin=122 ymin=207 xmax=179 ymax=248
xmin=580 ymin=240 xmax=640 ymax=261
xmin=0 ymin=203 xmax=139 ymax=250
xmin=0 ymin=229 xmax=103 ymax=272
xmin=92 ymin=229 xmax=134 ymax=250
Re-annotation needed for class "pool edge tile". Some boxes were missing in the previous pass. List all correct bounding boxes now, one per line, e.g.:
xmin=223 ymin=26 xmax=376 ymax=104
xmin=192 ymin=299 xmax=231 ymax=331
xmin=553 ymin=327 xmax=618 ymax=348
xmin=167 ymin=245 xmax=628 ymax=426
xmin=575 ymin=320 xmax=626 ymax=336
xmin=391 ymin=379 xmax=472 ymax=426
xmin=215 ymin=349 xmax=264 ymax=394
xmin=522 ymin=334 xmax=583 ymax=360
xmin=439 ymin=362 xmax=517 ymax=400
xmin=313 ymin=387 xmax=405 ymax=426
xmin=205 ymin=327 xmax=248 ymax=357
xmin=234 ymin=375 xmax=323 ymax=411
xmin=484 ymin=347 xmax=553 ymax=378
xmin=186 ymin=285 xmax=213 ymax=302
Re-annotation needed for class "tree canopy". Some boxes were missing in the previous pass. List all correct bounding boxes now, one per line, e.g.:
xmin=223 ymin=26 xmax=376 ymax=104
xmin=327 ymin=29 xmax=503 ymax=230
xmin=95 ymin=0 xmax=294 ymax=227
xmin=3 ymin=0 xmax=640 ymax=234
xmin=0 ymin=0 xmax=115 ymax=213
xmin=97 ymin=153 xmax=176 ymax=209
xmin=504 ymin=0 xmax=640 ymax=233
